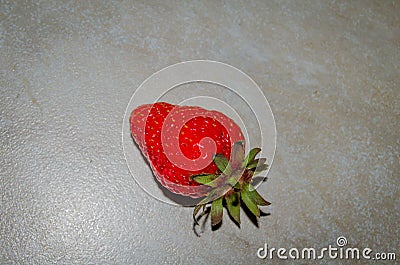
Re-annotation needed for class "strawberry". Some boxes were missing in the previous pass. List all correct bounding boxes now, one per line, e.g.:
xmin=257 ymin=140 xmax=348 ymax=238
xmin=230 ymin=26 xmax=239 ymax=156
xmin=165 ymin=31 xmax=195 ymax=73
xmin=130 ymin=102 xmax=270 ymax=228
xmin=130 ymin=102 xmax=244 ymax=197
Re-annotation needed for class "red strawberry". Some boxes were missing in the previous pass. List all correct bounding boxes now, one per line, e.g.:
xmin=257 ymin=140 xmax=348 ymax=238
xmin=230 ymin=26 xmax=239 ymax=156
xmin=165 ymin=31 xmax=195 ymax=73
xmin=130 ymin=102 xmax=270 ymax=229
xmin=130 ymin=102 xmax=244 ymax=197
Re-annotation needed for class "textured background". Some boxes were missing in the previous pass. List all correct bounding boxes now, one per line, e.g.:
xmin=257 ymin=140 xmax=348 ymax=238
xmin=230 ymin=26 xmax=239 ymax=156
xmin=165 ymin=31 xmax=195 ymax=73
xmin=1 ymin=1 xmax=399 ymax=264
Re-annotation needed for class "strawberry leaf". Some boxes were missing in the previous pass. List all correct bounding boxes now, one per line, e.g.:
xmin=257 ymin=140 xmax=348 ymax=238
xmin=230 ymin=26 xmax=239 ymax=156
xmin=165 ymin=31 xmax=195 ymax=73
xmin=246 ymin=183 xmax=271 ymax=206
xmin=197 ymin=185 xmax=229 ymax=206
xmin=227 ymin=176 xmax=239 ymax=187
xmin=211 ymin=196 xmax=223 ymax=226
xmin=193 ymin=143 xmax=271 ymax=231
xmin=254 ymin=164 xmax=269 ymax=175
xmin=213 ymin=154 xmax=232 ymax=175
xmin=231 ymin=141 xmax=245 ymax=167
xmin=247 ymin=158 xmax=267 ymax=170
xmin=241 ymin=189 xmax=260 ymax=218
xmin=243 ymin=147 xmax=261 ymax=167
xmin=190 ymin=174 xmax=218 ymax=186
xmin=193 ymin=203 xmax=204 ymax=225
xmin=226 ymin=192 xmax=241 ymax=224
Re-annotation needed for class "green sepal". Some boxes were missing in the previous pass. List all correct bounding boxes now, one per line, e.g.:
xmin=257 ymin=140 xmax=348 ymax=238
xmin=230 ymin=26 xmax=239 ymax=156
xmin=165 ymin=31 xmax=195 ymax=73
xmin=241 ymin=188 xmax=260 ymax=218
xmin=192 ymin=142 xmax=271 ymax=230
xmin=231 ymin=141 xmax=245 ymax=167
xmin=246 ymin=183 xmax=271 ymax=206
xmin=213 ymin=154 xmax=232 ymax=175
xmin=254 ymin=164 xmax=269 ymax=175
xmin=197 ymin=185 xmax=229 ymax=206
xmin=211 ymin=196 xmax=223 ymax=226
xmin=226 ymin=192 xmax=241 ymax=224
xmin=193 ymin=203 xmax=203 ymax=225
xmin=247 ymin=158 xmax=267 ymax=170
xmin=227 ymin=176 xmax=239 ymax=187
xmin=190 ymin=174 xmax=218 ymax=186
xmin=243 ymin=147 xmax=261 ymax=167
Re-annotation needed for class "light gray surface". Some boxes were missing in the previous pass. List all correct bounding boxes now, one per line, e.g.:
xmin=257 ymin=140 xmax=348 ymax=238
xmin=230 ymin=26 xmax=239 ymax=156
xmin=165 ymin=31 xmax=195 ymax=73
xmin=1 ymin=1 xmax=399 ymax=264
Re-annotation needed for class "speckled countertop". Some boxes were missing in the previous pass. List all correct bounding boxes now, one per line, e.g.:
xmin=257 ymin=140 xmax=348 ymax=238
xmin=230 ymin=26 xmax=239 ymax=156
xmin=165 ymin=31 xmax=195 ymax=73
xmin=1 ymin=1 xmax=399 ymax=264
